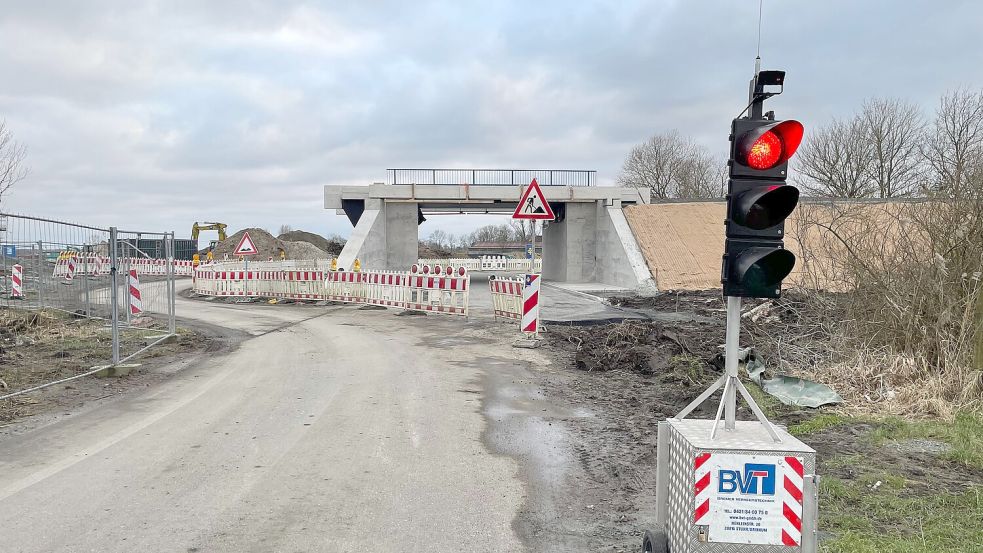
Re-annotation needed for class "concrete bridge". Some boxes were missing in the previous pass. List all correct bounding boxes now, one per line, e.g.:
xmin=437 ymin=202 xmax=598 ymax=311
xmin=324 ymin=169 xmax=656 ymax=292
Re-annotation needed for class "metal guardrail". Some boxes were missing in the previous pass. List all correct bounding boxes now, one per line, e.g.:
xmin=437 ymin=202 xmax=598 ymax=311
xmin=387 ymin=169 xmax=595 ymax=187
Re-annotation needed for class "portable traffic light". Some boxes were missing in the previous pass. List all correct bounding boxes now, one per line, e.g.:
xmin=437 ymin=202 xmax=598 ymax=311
xmin=722 ymin=73 xmax=803 ymax=298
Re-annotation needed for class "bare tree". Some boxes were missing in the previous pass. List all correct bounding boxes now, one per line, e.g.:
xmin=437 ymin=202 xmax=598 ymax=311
xmin=796 ymin=117 xmax=877 ymax=198
xmin=465 ymin=224 xmax=520 ymax=246
xmin=424 ymin=229 xmax=453 ymax=251
xmin=618 ymin=130 xmax=723 ymax=200
xmin=923 ymin=88 xmax=983 ymax=198
xmin=860 ymin=98 xmax=926 ymax=197
xmin=675 ymin=149 xmax=724 ymax=199
xmin=0 ymin=120 xmax=28 ymax=204
xmin=278 ymin=224 xmax=293 ymax=235
xmin=509 ymin=219 xmax=536 ymax=243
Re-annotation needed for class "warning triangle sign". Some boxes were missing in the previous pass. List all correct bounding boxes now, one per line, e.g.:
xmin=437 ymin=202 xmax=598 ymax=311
xmin=233 ymin=231 xmax=259 ymax=256
xmin=512 ymin=178 xmax=556 ymax=220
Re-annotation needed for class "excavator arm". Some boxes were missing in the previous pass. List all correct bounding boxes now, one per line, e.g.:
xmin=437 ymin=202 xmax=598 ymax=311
xmin=191 ymin=222 xmax=228 ymax=246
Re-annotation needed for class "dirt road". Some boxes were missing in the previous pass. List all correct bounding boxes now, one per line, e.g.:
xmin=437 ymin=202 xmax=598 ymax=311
xmin=0 ymin=282 xmax=559 ymax=552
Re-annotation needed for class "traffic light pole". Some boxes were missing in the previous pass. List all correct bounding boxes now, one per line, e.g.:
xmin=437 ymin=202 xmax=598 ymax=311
xmin=675 ymin=294 xmax=782 ymax=442
xmin=723 ymin=296 xmax=741 ymax=429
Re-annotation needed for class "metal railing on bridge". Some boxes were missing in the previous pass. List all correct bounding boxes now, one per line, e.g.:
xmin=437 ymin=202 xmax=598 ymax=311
xmin=387 ymin=169 xmax=595 ymax=187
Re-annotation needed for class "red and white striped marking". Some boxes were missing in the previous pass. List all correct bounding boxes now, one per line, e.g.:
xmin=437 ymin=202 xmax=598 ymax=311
xmin=11 ymin=264 xmax=23 ymax=298
xmin=781 ymin=456 xmax=805 ymax=546
xmin=65 ymin=254 xmax=77 ymax=283
xmin=694 ymin=452 xmax=713 ymax=524
xmin=128 ymin=269 xmax=143 ymax=315
xmin=521 ymin=274 xmax=540 ymax=334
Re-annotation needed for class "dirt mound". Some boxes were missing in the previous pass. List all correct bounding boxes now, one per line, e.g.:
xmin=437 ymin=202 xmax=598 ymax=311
xmin=277 ymin=230 xmax=344 ymax=256
xmin=282 ymin=240 xmax=328 ymax=260
xmin=549 ymin=319 xmax=724 ymax=379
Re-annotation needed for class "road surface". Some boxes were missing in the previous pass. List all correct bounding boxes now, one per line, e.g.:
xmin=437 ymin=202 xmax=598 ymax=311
xmin=0 ymin=282 xmax=542 ymax=552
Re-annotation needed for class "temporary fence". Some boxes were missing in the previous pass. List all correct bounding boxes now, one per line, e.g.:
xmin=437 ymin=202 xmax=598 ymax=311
xmin=52 ymin=254 xmax=193 ymax=278
xmin=0 ymin=212 xmax=179 ymax=403
xmin=192 ymin=261 xmax=470 ymax=317
xmin=489 ymin=274 xmax=524 ymax=322
xmin=418 ymin=256 xmax=541 ymax=273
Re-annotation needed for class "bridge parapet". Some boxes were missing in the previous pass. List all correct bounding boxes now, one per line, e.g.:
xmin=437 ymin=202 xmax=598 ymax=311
xmin=388 ymin=168 xmax=595 ymax=187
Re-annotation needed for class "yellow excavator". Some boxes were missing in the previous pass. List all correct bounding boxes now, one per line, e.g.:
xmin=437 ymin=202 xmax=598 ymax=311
xmin=191 ymin=222 xmax=228 ymax=252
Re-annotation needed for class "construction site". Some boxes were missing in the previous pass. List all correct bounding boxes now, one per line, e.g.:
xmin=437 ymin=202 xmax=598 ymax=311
xmin=1 ymin=3 xmax=982 ymax=552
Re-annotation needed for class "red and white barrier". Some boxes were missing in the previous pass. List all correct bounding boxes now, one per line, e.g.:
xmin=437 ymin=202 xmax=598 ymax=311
xmin=405 ymin=272 xmax=469 ymax=315
xmin=489 ymin=275 xmax=523 ymax=321
xmin=128 ymin=269 xmax=143 ymax=315
xmin=521 ymin=274 xmax=541 ymax=334
xmin=418 ymin=257 xmax=542 ymax=273
xmin=64 ymin=255 xmax=77 ymax=283
xmin=52 ymin=254 xmax=195 ymax=278
xmin=11 ymin=264 xmax=23 ymax=298
xmin=192 ymin=263 xmax=471 ymax=317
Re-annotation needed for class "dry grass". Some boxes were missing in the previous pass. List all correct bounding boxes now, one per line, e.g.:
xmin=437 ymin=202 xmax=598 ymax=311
xmin=786 ymin=197 xmax=983 ymax=419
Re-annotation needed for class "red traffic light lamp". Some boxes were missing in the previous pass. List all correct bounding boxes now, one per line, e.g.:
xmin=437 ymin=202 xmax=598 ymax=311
xmin=732 ymin=119 xmax=804 ymax=178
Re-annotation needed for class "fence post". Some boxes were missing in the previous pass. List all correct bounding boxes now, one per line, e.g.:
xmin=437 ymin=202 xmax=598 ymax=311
xmin=82 ymin=248 xmax=90 ymax=316
xmin=166 ymin=231 xmax=176 ymax=334
xmin=109 ymin=227 xmax=120 ymax=364
xmin=36 ymin=240 xmax=44 ymax=308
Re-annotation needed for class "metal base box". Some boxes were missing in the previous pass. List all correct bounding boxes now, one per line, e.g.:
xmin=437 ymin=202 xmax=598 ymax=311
xmin=654 ymin=419 xmax=819 ymax=553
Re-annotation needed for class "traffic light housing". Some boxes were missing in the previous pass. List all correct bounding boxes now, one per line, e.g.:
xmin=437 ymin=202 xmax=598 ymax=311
xmin=722 ymin=115 xmax=803 ymax=298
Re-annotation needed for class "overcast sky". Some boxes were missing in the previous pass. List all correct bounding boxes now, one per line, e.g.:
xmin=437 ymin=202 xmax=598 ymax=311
xmin=2 ymin=0 xmax=982 ymax=243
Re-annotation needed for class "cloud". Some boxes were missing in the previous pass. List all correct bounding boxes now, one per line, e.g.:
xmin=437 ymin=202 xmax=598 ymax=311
xmin=1 ymin=0 xmax=982 ymax=244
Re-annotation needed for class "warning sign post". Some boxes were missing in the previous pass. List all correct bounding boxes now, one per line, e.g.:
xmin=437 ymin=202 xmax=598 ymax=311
xmin=233 ymin=232 xmax=258 ymax=301
xmin=513 ymin=179 xmax=552 ymax=340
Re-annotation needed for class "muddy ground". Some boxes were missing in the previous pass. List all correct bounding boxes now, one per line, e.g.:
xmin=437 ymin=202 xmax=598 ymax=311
xmin=526 ymin=292 xmax=983 ymax=551
xmin=0 ymin=308 xmax=224 ymax=431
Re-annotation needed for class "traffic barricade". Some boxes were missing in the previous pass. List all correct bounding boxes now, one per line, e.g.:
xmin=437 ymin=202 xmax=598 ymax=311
xmin=324 ymin=271 xmax=364 ymax=303
xmin=363 ymin=271 xmax=409 ymax=309
xmin=489 ymin=274 xmax=523 ymax=322
xmin=406 ymin=269 xmax=469 ymax=316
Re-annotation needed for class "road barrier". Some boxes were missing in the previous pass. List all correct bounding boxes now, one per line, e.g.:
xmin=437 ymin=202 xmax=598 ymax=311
xmin=418 ymin=256 xmax=541 ymax=273
xmin=193 ymin=262 xmax=470 ymax=317
xmin=52 ymin=254 xmax=194 ymax=278
xmin=489 ymin=274 xmax=523 ymax=322
xmin=521 ymin=274 xmax=541 ymax=335
xmin=65 ymin=254 xmax=77 ymax=283
xmin=128 ymin=269 xmax=143 ymax=315
xmin=10 ymin=264 xmax=23 ymax=298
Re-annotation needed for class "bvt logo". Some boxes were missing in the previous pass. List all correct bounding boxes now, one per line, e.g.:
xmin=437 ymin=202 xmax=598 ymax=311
xmin=718 ymin=463 xmax=776 ymax=495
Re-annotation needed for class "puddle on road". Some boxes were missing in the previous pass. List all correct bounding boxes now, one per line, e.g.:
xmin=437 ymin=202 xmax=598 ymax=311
xmin=467 ymin=356 xmax=596 ymax=549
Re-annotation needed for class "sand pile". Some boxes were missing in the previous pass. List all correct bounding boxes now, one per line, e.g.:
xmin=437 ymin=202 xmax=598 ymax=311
xmin=277 ymin=230 xmax=344 ymax=256
xmin=282 ymin=240 xmax=329 ymax=259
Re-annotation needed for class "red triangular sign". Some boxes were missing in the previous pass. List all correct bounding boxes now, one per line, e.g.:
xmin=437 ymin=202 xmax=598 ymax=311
xmin=233 ymin=231 xmax=259 ymax=256
xmin=512 ymin=178 xmax=555 ymax=220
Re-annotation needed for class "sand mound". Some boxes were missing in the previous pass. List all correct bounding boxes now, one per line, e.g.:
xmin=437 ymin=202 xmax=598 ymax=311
xmin=283 ymin=240 xmax=329 ymax=259
xmin=277 ymin=230 xmax=344 ymax=256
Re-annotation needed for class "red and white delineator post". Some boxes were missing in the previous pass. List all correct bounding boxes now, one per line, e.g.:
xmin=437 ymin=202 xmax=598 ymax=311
xmin=64 ymin=254 xmax=77 ymax=283
xmin=128 ymin=268 xmax=143 ymax=316
xmin=10 ymin=264 xmax=23 ymax=298
xmin=521 ymin=273 xmax=541 ymax=336
xmin=645 ymin=296 xmax=819 ymax=553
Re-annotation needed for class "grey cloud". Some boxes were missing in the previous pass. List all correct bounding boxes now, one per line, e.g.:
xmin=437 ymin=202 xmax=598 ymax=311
xmin=1 ymin=0 xmax=982 ymax=240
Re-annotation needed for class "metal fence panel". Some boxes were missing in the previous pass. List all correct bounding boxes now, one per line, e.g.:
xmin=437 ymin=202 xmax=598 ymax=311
xmin=0 ymin=213 xmax=178 ymax=404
